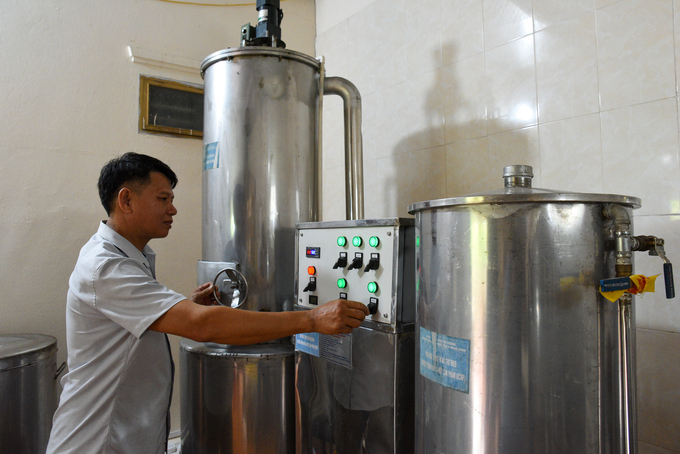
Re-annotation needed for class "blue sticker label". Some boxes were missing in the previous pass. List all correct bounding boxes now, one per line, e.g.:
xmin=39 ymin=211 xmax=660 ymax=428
xmin=295 ymin=333 xmax=320 ymax=357
xmin=600 ymin=277 xmax=632 ymax=292
xmin=420 ymin=327 xmax=470 ymax=393
xmin=203 ymin=142 xmax=219 ymax=171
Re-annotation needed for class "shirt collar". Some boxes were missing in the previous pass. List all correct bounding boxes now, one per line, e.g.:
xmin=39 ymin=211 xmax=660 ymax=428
xmin=97 ymin=221 xmax=156 ymax=268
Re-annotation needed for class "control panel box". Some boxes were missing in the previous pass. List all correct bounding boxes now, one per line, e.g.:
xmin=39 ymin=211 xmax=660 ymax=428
xmin=295 ymin=218 xmax=415 ymax=327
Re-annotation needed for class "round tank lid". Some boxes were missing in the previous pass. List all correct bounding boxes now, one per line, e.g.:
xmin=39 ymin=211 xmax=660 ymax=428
xmin=0 ymin=334 xmax=57 ymax=371
xmin=180 ymin=338 xmax=294 ymax=358
xmin=408 ymin=164 xmax=641 ymax=213
xmin=200 ymin=46 xmax=321 ymax=78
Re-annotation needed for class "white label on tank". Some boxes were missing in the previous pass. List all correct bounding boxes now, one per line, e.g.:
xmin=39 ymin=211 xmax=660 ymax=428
xmin=420 ymin=327 xmax=470 ymax=393
xmin=295 ymin=332 xmax=352 ymax=369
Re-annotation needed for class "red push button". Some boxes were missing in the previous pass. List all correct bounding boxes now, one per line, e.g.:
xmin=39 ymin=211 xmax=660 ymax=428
xmin=307 ymin=266 xmax=317 ymax=275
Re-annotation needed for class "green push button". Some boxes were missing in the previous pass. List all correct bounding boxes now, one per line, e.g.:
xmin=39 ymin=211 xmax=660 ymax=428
xmin=337 ymin=278 xmax=347 ymax=289
xmin=367 ymin=281 xmax=378 ymax=293
xmin=352 ymin=236 xmax=363 ymax=247
xmin=369 ymin=236 xmax=380 ymax=248
xmin=337 ymin=236 xmax=347 ymax=247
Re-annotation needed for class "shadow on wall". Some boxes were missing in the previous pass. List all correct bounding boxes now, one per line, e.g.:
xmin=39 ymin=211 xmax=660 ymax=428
xmin=376 ymin=42 xmax=534 ymax=218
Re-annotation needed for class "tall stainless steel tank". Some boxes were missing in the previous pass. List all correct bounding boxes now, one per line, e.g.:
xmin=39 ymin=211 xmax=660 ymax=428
xmin=200 ymin=47 xmax=323 ymax=312
xmin=408 ymin=165 xmax=643 ymax=454
xmin=183 ymin=43 xmax=363 ymax=453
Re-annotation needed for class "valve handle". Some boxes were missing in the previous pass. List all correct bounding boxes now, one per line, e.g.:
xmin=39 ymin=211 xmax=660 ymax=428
xmin=664 ymin=263 xmax=675 ymax=299
xmin=212 ymin=267 xmax=249 ymax=308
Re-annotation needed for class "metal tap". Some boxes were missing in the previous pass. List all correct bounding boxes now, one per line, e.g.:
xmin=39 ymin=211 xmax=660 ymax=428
xmin=631 ymin=235 xmax=675 ymax=299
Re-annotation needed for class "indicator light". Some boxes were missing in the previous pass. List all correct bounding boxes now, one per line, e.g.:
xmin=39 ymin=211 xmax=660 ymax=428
xmin=337 ymin=278 xmax=347 ymax=289
xmin=337 ymin=236 xmax=347 ymax=247
xmin=416 ymin=236 xmax=420 ymax=248
xmin=307 ymin=266 xmax=316 ymax=275
xmin=352 ymin=236 xmax=363 ymax=247
xmin=369 ymin=236 xmax=380 ymax=248
xmin=367 ymin=281 xmax=378 ymax=293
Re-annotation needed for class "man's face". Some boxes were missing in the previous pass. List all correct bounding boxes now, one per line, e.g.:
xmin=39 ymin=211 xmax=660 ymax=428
xmin=129 ymin=171 xmax=177 ymax=241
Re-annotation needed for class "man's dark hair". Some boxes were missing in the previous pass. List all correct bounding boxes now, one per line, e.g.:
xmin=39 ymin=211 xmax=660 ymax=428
xmin=98 ymin=152 xmax=178 ymax=215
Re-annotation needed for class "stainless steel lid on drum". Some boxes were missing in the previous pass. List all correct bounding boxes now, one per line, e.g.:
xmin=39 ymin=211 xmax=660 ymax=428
xmin=0 ymin=334 xmax=61 ymax=454
xmin=408 ymin=165 xmax=641 ymax=454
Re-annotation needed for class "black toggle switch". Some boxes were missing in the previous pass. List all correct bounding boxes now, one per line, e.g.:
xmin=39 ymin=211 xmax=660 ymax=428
xmin=347 ymin=253 xmax=363 ymax=271
xmin=364 ymin=253 xmax=380 ymax=272
xmin=333 ymin=252 xmax=348 ymax=269
xmin=367 ymin=297 xmax=379 ymax=315
xmin=303 ymin=277 xmax=316 ymax=292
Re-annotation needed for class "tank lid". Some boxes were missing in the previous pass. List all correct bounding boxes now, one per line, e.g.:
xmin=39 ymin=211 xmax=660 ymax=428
xmin=408 ymin=164 xmax=642 ymax=213
xmin=0 ymin=334 xmax=57 ymax=371
xmin=200 ymin=46 xmax=321 ymax=78
xmin=180 ymin=338 xmax=293 ymax=358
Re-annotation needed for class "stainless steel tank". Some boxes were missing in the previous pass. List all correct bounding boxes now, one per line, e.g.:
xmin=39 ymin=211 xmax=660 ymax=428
xmin=200 ymin=47 xmax=323 ymax=312
xmin=0 ymin=334 xmax=62 ymax=454
xmin=199 ymin=46 xmax=363 ymax=310
xmin=179 ymin=340 xmax=294 ymax=454
xmin=183 ymin=43 xmax=364 ymax=453
xmin=408 ymin=165 xmax=642 ymax=454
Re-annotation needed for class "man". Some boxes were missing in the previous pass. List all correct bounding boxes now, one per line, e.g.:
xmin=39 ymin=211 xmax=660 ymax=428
xmin=47 ymin=152 xmax=368 ymax=453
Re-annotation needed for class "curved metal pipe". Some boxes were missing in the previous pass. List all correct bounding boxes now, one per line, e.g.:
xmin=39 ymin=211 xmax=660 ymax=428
xmin=323 ymin=76 xmax=364 ymax=220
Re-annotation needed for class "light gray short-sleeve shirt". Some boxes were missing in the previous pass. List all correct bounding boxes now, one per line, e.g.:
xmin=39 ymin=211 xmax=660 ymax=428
xmin=47 ymin=222 xmax=186 ymax=454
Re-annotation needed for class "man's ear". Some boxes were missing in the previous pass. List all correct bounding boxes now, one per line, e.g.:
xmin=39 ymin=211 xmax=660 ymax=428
xmin=117 ymin=187 xmax=134 ymax=214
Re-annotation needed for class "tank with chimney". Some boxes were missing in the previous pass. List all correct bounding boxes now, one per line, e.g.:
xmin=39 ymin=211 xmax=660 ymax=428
xmin=179 ymin=2 xmax=365 ymax=452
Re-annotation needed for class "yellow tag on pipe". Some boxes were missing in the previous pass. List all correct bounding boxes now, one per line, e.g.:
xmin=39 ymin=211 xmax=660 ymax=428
xmin=599 ymin=274 xmax=659 ymax=302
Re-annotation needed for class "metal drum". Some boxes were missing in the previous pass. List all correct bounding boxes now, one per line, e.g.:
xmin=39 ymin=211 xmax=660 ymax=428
xmin=0 ymin=334 xmax=60 ymax=454
xmin=408 ymin=166 xmax=642 ymax=454
xmin=179 ymin=339 xmax=295 ymax=454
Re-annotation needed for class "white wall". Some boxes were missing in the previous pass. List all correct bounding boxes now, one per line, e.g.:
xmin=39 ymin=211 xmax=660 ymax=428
xmin=315 ymin=0 xmax=377 ymax=35
xmin=0 ymin=0 xmax=314 ymax=435
xmin=316 ymin=0 xmax=680 ymax=452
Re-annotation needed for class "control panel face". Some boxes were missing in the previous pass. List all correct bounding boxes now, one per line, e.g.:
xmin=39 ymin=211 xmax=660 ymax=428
xmin=297 ymin=225 xmax=398 ymax=325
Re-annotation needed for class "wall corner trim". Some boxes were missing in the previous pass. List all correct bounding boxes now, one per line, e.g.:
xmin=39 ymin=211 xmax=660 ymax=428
xmin=127 ymin=45 xmax=201 ymax=75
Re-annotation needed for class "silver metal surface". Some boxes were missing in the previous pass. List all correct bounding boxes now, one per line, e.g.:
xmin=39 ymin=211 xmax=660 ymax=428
xmin=179 ymin=340 xmax=295 ymax=454
xmin=410 ymin=169 xmax=640 ymax=453
xmin=324 ymin=77 xmax=364 ymax=220
xmin=294 ymin=325 xmax=415 ymax=454
xmin=0 ymin=334 xmax=59 ymax=454
xmin=201 ymin=47 xmax=323 ymax=313
xmin=408 ymin=165 xmax=640 ymax=214
xmin=211 ymin=267 xmax=248 ymax=308
xmin=503 ymin=164 xmax=534 ymax=188
xmin=618 ymin=294 xmax=638 ymax=454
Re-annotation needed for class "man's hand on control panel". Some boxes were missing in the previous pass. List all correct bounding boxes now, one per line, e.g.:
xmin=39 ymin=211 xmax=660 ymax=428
xmin=308 ymin=299 xmax=369 ymax=335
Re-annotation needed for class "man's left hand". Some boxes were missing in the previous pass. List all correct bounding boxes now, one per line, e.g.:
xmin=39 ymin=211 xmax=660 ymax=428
xmin=190 ymin=282 xmax=216 ymax=306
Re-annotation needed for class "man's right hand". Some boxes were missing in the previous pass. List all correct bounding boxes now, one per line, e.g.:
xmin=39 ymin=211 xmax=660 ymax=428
xmin=308 ymin=299 xmax=369 ymax=335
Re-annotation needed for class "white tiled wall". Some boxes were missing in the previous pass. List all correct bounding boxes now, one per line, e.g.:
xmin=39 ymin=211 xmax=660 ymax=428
xmin=317 ymin=0 xmax=680 ymax=451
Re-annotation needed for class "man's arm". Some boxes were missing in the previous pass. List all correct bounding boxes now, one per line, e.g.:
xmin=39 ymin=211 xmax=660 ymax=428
xmin=149 ymin=291 xmax=369 ymax=345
